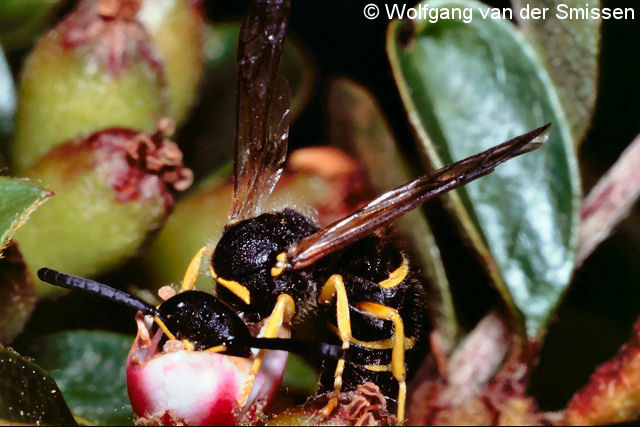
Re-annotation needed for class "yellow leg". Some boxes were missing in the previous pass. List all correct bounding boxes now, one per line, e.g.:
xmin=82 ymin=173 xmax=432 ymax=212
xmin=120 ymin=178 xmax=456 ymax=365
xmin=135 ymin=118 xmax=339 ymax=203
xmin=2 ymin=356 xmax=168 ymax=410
xmin=237 ymin=293 xmax=295 ymax=408
xmin=153 ymin=315 xmax=177 ymax=340
xmin=358 ymin=301 xmax=407 ymax=423
xmin=181 ymin=245 xmax=213 ymax=291
xmin=153 ymin=315 xmax=196 ymax=351
xmin=205 ymin=345 xmax=227 ymax=353
xmin=318 ymin=274 xmax=352 ymax=417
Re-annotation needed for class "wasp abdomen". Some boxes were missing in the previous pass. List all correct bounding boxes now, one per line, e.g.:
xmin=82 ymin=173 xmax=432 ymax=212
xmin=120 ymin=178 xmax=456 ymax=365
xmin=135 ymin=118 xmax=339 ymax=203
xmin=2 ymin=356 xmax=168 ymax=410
xmin=318 ymin=236 xmax=431 ymax=396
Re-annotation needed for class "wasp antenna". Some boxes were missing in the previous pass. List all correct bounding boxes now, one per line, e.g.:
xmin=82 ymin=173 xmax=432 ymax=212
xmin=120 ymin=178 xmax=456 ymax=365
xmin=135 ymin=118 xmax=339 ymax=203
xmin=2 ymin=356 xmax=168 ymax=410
xmin=513 ymin=122 xmax=551 ymax=155
xmin=505 ymin=123 xmax=551 ymax=157
xmin=37 ymin=268 xmax=159 ymax=316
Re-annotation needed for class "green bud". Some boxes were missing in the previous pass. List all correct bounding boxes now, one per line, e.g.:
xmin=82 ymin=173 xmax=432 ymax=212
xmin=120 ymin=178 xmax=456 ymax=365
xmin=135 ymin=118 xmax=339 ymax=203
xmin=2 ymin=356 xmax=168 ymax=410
xmin=12 ymin=0 xmax=169 ymax=173
xmin=138 ymin=0 xmax=205 ymax=123
xmin=14 ymin=122 xmax=192 ymax=296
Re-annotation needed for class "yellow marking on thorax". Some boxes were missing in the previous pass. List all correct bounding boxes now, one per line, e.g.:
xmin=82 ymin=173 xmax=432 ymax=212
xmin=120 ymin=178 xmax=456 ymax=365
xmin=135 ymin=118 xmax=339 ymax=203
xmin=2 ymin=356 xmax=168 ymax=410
xmin=210 ymin=266 xmax=251 ymax=305
xmin=378 ymin=255 xmax=409 ymax=288
xmin=270 ymin=252 xmax=287 ymax=277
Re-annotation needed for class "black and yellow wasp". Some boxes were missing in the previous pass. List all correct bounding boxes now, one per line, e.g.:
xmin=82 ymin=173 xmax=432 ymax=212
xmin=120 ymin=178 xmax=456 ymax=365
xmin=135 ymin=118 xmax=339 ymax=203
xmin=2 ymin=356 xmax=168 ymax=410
xmin=38 ymin=0 xmax=550 ymax=422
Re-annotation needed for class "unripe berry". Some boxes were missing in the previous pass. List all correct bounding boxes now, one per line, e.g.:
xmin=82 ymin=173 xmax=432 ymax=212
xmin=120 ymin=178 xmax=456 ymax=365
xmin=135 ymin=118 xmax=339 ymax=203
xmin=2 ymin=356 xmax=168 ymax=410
xmin=138 ymin=0 xmax=204 ymax=122
xmin=14 ymin=122 xmax=192 ymax=296
xmin=12 ymin=0 xmax=168 ymax=172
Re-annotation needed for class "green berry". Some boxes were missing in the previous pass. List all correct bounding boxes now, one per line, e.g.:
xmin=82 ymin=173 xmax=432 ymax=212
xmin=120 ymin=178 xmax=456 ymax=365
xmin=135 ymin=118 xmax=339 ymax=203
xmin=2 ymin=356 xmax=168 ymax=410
xmin=14 ymin=122 xmax=192 ymax=296
xmin=138 ymin=0 xmax=204 ymax=122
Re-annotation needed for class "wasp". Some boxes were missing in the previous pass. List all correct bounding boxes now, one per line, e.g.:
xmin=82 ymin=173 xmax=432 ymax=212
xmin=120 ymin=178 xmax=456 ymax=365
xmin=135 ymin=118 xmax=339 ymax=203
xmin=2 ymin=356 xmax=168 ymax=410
xmin=36 ymin=268 xmax=344 ymax=360
xmin=39 ymin=0 xmax=550 ymax=423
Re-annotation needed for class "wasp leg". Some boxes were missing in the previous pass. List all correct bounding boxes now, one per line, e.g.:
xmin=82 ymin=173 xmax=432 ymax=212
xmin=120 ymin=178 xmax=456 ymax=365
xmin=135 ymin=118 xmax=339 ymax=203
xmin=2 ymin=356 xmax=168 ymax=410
xmin=204 ymin=345 xmax=227 ymax=353
xmin=357 ymin=301 xmax=407 ymax=423
xmin=180 ymin=245 xmax=213 ymax=291
xmin=238 ymin=293 xmax=296 ymax=408
xmin=317 ymin=274 xmax=352 ymax=417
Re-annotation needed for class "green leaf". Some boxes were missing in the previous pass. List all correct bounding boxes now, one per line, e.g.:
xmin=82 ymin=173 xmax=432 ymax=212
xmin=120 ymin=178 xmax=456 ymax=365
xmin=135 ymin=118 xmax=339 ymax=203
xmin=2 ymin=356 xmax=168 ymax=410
xmin=180 ymin=21 xmax=314 ymax=176
xmin=0 ymin=177 xmax=50 ymax=253
xmin=513 ymin=0 xmax=601 ymax=145
xmin=281 ymin=354 xmax=319 ymax=394
xmin=0 ymin=0 xmax=65 ymax=51
xmin=387 ymin=0 xmax=581 ymax=339
xmin=27 ymin=331 xmax=134 ymax=426
xmin=327 ymin=77 xmax=458 ymax=347
xmin=0 ymin=345 xmax=76 ymax=425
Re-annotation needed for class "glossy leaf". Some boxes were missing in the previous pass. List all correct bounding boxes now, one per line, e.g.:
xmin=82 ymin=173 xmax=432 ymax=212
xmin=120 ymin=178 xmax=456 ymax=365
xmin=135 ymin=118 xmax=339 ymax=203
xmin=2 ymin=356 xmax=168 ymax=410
xmin=0 ymin=345 xmax=76 ymax=425
xmin=513 ymin=0 xmax=601 ymax=144
xmin=179 ymin=22 xmax=314 ymax=178
xmin=0 ymin=177 xmax=50 ymax=253
xmin=27 ymin=331 xmax=134 ymax=426
xmin=388 ymin=0 xmax=581 ymax=339
xmin=327 ymin=77 xmax=458 ymax=346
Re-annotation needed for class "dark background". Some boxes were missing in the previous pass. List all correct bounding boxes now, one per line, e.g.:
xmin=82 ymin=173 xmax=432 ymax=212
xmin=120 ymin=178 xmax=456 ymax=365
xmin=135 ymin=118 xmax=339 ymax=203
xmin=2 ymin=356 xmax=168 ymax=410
xmin=16 ymin=0 xmax=640 ymax=412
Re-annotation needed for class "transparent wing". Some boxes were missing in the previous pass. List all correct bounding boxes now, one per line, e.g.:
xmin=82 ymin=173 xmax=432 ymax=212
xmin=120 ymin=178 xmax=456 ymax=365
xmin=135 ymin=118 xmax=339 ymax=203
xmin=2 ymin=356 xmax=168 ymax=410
xmin=229 ymin=0 xmax=291 ymax=221
xmin=288 ymin=123 xmax=551 ymax=269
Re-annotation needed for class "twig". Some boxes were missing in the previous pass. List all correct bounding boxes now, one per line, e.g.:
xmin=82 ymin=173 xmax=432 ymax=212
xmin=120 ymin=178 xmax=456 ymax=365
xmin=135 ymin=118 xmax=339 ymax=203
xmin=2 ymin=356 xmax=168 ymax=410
xmin=577 ymin=132 xmax=640 ymax=267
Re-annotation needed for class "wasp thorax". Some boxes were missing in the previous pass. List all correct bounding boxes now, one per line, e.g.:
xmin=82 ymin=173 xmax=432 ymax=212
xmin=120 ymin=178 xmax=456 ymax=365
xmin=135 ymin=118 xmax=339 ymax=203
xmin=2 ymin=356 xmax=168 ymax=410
xmin=210 ymin=209 xmax=319 ymax=322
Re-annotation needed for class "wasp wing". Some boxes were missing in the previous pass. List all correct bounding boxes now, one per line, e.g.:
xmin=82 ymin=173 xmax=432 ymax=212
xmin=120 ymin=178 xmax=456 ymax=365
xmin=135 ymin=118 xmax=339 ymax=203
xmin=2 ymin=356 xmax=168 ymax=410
xmin=229 ymin=0 xmax=291 ymax=221
xmin=288 ymin=123 xmax=551 ymax=269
